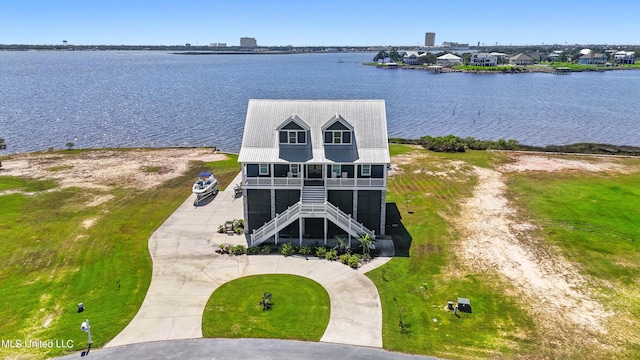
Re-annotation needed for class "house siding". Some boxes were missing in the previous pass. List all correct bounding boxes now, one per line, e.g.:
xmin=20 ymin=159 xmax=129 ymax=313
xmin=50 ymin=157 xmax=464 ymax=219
xmin=246 ymin=189 xmax=271 ymax=233
xmin=357 ymin=190 xmax=382 ymax=234
xmin=328 ymin=190 xmax=354 ymax=237
xmin=275 ymin=189 xmax=300 ymax=237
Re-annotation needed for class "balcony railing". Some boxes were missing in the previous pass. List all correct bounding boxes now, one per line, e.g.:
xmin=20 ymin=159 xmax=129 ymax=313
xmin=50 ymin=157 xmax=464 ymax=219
xmin=326 ymin=178 xmax=385 ymax=187
xmin=244 ymin=176 xmax=384 ymax=188
xmin=244 ymin=177 xmax=302 ymax=186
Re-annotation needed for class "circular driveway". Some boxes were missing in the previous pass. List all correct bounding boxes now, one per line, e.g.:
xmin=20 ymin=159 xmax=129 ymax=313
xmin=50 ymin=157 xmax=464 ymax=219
xmin=106 ymin=172 xmax=393 ymax=348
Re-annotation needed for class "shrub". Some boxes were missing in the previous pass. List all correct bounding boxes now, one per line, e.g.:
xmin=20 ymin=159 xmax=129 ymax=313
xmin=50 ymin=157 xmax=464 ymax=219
xmin=260 ymin=292 xmax=272 ymax=311
xmin=246 ymin=246 xmax=259 ymax=255
xmin=325 ymin=249 xmax=338 ymax=261
xmin=315 ymin=246 xmax=327 ymax=258
xmin=260 ymin=245 xmax=272 ymax=255
xmin=216 ymin=244 xmax=231 ymax=254
xmin=232 ymin=219 xmax=244 ymax=230
xmin=299 ymin=245 xmax=312 ymax=256
xmin=340 ymin=254 xmax=350 ymax=265
xmin=280 ymin=243 xmax=295 ymax=257
xmin=417 ymin=134 xmax=520 ymax=152
xmin=348 ymin=255 xmax=360 ymax=269
xmin=231 ymin=245 xmax=246 ymax=255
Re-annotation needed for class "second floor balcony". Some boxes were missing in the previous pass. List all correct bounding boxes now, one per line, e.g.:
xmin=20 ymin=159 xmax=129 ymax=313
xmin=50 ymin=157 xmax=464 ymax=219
xmin=242 ymin=163 xmax=386 ymax=189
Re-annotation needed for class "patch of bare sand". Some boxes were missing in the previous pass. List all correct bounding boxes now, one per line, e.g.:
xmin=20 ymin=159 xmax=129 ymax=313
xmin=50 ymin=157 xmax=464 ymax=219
xmin=86 ymin=194 xmax=115 ymax=207
xmin=456 ymin=166 xmax=613 ymax=342
xmin=390 ymin=151 xmax=468 ymax=179
xmin=501 ymin=152 xmax=631 ymax=173
xmin=82 ymin=217 xmax=98 ymax=229
xmin=0 ymin=148 xmax=227 ymax=190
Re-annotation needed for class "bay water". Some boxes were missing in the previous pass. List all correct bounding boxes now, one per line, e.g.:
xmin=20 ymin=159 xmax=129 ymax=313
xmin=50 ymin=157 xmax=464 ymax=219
xmin=1 ymin=51 xmax=639 ymax=154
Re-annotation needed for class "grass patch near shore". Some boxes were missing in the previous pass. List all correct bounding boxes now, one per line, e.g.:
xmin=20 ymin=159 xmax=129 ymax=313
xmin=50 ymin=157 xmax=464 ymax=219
xmin=550 ymin=62 xmax=608 ymax=71
xmin=0 ymin=150 xmax=235 ymax=359
xmin=202 ymin=274 xmax=330 ymax=341
xmin=454 ymin=65 xmax=519 ymax=72
xmin=368 ymin=146 xmax=537 ymax=358
xmin=204 ymin=153 xmax=240 ymax=190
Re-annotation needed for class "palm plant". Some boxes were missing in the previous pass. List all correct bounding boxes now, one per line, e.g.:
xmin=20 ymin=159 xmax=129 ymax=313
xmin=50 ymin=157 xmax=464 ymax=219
xmin=260 ymin=292 xmax=272 ymax=311
xmin=333 ymin=236 xmax=348 ymax=254
xmin=357 ymin=233 xmax=376 ymax=256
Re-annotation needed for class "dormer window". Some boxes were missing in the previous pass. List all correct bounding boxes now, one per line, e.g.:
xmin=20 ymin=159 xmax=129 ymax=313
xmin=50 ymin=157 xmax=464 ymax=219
xmin=280 ymin=130 xmax=306 ymax=144
xmin=277 ymin=115 xmax=309 ymax=145
xmin=322 ymin=114 xmax=353 ymax=145
xmin=325 ymin=130 xmax=351 ymax=144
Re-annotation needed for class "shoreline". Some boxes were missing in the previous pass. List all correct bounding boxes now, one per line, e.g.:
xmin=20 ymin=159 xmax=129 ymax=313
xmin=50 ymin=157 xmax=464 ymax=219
xmin=366 ymin=63 xmax=640 ymax=74
xmin=3 ymin=141 xmax=640 ymax=160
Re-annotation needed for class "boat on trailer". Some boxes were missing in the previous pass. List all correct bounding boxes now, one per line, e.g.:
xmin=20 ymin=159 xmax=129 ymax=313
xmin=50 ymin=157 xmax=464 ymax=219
xmin=192 ymin=171 xmax=219 ymax=205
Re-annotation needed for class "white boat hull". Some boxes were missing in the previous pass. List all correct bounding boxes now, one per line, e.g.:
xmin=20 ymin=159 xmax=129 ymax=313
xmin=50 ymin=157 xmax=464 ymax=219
xmin=192 ymin=173 xmax=219 ymax=204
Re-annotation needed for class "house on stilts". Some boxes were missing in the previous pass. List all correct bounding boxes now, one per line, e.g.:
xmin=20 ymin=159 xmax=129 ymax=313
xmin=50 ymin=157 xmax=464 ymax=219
xmin=238 ymin=99 xmax=390 ymax=247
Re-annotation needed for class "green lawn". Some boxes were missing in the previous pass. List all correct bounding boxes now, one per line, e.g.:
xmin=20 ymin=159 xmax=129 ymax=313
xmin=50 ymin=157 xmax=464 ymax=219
xmin=369 ymin=145 xmax=640 ymax=359
xmin=507 ymin=170 xmax=640 ymax=358
xmin=202 ymin=274 xmax=330 ymax=341
xmin=0 ymin=150 xmax=239 ymax=359
xmin=368 ymin=147 xmax=536 ymax=358
xmin=4 ymin=146 xmax=639 ymax=359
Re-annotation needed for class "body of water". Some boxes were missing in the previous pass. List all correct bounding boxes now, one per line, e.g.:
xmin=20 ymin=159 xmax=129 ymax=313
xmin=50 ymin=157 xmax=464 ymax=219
xmin=1 ymin=51 xmax=639 ymax=154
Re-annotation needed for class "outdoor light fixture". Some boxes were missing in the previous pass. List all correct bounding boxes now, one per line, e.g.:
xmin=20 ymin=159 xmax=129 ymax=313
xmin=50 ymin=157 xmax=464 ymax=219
xmin=80 ymin=319 xmax=92 ymax=356
xmin=406 ymin=195 xmax=413 ymax=214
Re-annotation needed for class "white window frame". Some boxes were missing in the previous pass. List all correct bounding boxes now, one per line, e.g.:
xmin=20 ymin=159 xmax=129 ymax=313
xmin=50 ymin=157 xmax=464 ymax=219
xmin=325 ymin=130 xmax=352 ymax=145
xmin=361 ymin=164 xmax=371 ymax=176
xmin=280 ymin=130 xmax=307 ymax=144
xmin=259 ymin=164 xmax=269 ymax=175
xmin=288 ymin=131 xmax=298 ymax=144
xmin=290 ymin=164 xmax=300 ymax=177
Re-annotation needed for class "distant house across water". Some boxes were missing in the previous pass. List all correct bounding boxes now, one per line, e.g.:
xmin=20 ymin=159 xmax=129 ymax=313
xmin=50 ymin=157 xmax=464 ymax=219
xmin=614 ymin=51 xmax=635 ymax=64
xmin=436 ymin=53 xmax=462 ymax=66
xmin=470 ymin=53 xmax=497 ymax=66
xmin=509 ymin=53 xmax=535 ymax=66
xmin=578 ymin=51 xmax=607 ymax=65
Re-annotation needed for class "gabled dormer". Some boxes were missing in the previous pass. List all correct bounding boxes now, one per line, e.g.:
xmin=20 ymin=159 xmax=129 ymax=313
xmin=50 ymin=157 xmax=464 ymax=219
xmin=277 ymin=115 xmax=309 ymax=145
xmin=322 ymin=114 xmax=354 ymax=145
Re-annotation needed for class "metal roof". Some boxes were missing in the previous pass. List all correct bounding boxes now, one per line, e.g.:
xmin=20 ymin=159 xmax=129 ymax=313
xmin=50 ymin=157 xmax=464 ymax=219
xmin=510 ymin=53 xmax=533 ymax=61
xmin=437 ymin=53 xmax=462 ymax=60
xmin=238 ymin=100 xmax=390 ymax=164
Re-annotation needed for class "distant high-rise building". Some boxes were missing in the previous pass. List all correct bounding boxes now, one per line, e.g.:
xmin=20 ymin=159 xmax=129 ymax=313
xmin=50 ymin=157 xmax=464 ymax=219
xmin=240 ymin=37 xmax=257 ymax=47
xmin=425 ymin=32 xmax=435 ymax=47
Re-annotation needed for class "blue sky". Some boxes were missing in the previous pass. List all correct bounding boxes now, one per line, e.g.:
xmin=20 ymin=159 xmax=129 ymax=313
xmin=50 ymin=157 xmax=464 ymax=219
xmin=2 ymin=0 xmax=639 ymax=46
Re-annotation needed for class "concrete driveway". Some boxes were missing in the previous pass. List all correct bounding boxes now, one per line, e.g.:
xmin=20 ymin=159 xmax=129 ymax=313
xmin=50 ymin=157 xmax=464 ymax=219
xmin=106 ymin=172 xmax=393 ymax=348
xmin=63 ymin=339 xmax=438 ymax=360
